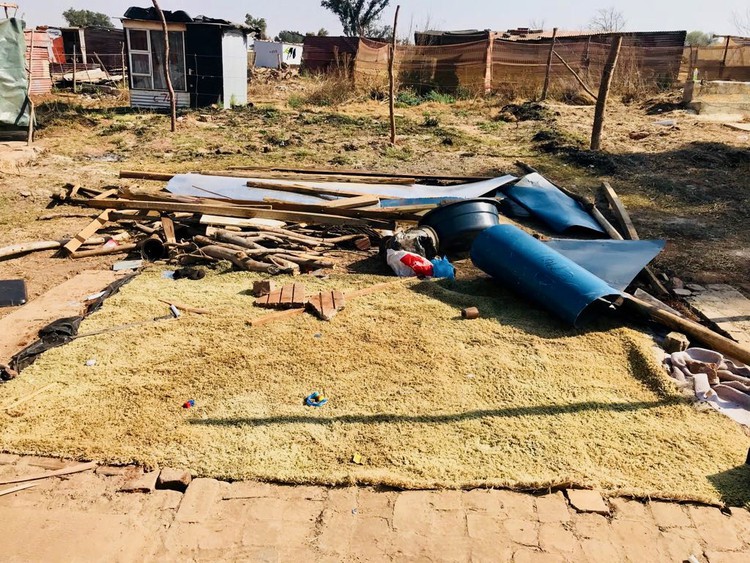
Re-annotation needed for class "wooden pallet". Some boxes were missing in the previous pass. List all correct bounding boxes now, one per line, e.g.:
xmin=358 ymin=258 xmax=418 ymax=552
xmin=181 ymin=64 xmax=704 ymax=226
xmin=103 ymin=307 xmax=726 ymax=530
xmin=254 ymin=283 xmax=306 ymax=309
xmin=307 ymin=290 xmax=346 ymax=321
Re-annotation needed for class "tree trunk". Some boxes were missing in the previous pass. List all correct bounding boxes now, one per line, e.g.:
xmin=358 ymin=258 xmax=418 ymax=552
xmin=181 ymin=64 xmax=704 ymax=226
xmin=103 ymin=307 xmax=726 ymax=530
xmin=151 ymin=0 xmax=177 ymax=132
xmin=590 ymin=35 xmax=622 ymax=151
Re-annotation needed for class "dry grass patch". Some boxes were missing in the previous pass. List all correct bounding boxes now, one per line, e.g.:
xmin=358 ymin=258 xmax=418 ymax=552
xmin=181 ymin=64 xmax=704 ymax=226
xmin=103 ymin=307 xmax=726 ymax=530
xmin=2 ymin=267 xmax=749 ymax=505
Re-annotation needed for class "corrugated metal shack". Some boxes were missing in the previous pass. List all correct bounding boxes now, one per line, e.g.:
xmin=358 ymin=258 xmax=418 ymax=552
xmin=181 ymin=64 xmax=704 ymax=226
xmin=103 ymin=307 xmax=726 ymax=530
xmin=59 ymin=27 xmax=125 ymax=73
xmin=122 ymin=6 xmax=253 ymax=110
xmin=24 ymin=28 xmax=52 ymax=94
xmin=301 ymin=36 xmax=360 ymax=74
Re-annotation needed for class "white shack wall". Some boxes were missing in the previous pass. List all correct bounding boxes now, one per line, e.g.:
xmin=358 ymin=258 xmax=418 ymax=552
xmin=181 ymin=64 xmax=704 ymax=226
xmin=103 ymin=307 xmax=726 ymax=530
xmin=221 ymin=30 xmax=248 ymax=109
xmin=253 ymin=40 xmax=303 ymax=68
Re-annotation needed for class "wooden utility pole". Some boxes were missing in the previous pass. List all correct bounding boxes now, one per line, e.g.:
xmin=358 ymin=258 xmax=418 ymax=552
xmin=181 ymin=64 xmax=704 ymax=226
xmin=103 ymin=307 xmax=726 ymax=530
xmin=541 ymin=27 xmax=558 ymax=101
xmin=388 ymin=5 xmax=400 ymax=145
xmin=26 ymin=29 xmax=35 ymax=145
xmin=590 ymin=35 xmax=622 ymax=151
xmin=720 ymin=35 xmax=731 ymax=79
xmin=72 ymin=44 xmax=77 ymax=93
xmin=152 ymin=0 xmax=176 ymax=132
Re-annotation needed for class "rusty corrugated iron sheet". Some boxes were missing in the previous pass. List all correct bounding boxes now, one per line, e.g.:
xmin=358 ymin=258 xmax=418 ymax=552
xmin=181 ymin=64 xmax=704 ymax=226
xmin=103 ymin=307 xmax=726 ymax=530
xmin=301 ymin=36 xmax=359 ymax=73
xmin=24 ymin=29 xmax=52 ymax=95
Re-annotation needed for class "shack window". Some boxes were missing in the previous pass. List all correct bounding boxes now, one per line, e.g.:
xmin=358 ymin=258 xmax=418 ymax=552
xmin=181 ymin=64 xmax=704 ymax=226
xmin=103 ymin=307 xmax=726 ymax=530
xmin=127 ymin=28 xmax=186 ymax=91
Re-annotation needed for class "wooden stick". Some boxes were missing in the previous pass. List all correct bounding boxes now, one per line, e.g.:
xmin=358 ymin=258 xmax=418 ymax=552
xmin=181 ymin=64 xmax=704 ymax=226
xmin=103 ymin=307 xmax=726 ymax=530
xmin=80 ymin=199 xmax=375 ymax=227
xmin=119 ymin=170 xmax=174 ymax=181
xmin=623 ymin=294 xmax=750 ymax=366
xmin=590 ymin=35 xmax=622 ymax=151
xmin=248 ymin=179 xmax=393 ymax=199
xmin=70 ymin=243 xmax=137 ymax=259
xmin=0 ymin=483 xmax=36 ymax=497
xmin=599 ymin=182 xmax=669 ymax=297
xmin=161 ymin=216 xmax=176 ymax=244
xmin=541 ymin=27 xmax=558 ymax=101
xmin=3 ymin=383 xmax=55 ymax=411
xmin=552 ymin=50 xmax=598 ymax=101
xmin=157 ymin=299 xmax=210 ymax=314
xmin=26 ymin=29 xmax=35 ymax=146
xmin=62 ymin=210 xmax=111 ymax=255
xmin=227 ymin=165 xmax=490 ymax=182
xmin=322 ymin=194 xmax=380 ymax=209
xmin=0 ymin=240 xmax=62 ymax=260
xmin=389 ymin=5 xmax=400 ymax=145
xmin=0 ymin=461 xmax=98 ymax=486
xmin=152 ymin=0 xmax=176 ymax=132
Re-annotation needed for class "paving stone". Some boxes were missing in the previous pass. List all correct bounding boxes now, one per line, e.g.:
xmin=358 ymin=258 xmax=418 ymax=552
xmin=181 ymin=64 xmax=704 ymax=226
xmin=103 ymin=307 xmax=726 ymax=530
xmin=688 ymin=506 xmax=744 ymax=552
xmin=95 ymin=465 xmax=141 ymax=478
xmin=350 ymin=516 xmax=396 ymax=558
xmin=324 ymin=487 xmax=358 ymax=513
xmin=727 ymin=506 xmax=750 ymax=536
xmin=466 ymin=513 xmax=503 ymax=540
xmin=222 ymin=481 xmax=275 ymax=499
xmin=610 ymin=497 xmax=651 ymax=521
xmin=535 ymin=492 xmax=570 ymax=523
xmin=157 ymin=467 xmax=192 ymax=492
xmin=429 ymin=489 xmax=463 ymax=511
xmin=611 ymin=518 xmax=670 ymax=561
xmin=572 ymin=513 xmax=617 ymax=543
xmin=356 ymin=487 xmax=395 ymax=517
xmin=0 ymin=453 xmax=20 ymax=464
xmin=393 ymin=491 xmax=432 ymax=531
xmin=120 ymin=469 xmax=159 ymax=493
xmin=538 ymin=523 xmax=579 ymax=554
xmin=580 ymin=538 xmax=626 ymax=562
xmin=503 ymin=518 xmax=539 ymax=547
xmin=705 ymin=551 xmax=750 ymax=563
xmin=496 ymin=490 xmax=536 ymax=519
xmin=241 ymin=518 xmax=284 ymax=547
xmin=278 ymin=485 xmax=327 ymax=502
xmin=195 ymin=520 xmax=244 ymax=550
xmin=175 ymin=478 xmax=221 ymax=523
xmin=566 ymin=489 xmax=610 ymax=515
xmin=512 ymin=548 xmax=566 ymax=562
xmin=315 ymin=507 xmax=356 ymax=556
xmin=650 ymin=501 xmax=690 ymax=528
xmin=463 ymin=488 xmax=505 ymax=514
xmin=660 ymin=527 xmax=706 ymax=562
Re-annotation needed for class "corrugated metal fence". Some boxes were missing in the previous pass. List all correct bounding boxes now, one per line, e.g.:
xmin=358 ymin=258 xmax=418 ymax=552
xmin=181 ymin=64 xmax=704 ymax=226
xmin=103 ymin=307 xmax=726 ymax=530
xmin=24 ymin=29 xmax=52 ymax=95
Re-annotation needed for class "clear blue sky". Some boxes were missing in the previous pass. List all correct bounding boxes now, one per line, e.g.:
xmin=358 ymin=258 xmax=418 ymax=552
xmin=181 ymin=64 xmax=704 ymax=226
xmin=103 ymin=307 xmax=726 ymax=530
xmin=17 ymin=1 xmax=748 ymax=36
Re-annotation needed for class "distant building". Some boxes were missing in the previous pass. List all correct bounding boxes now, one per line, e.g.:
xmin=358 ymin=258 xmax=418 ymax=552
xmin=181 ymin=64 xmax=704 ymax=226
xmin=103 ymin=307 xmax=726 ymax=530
xmin=253 ymin=40 xmax=303 ymax=68
xmin=121 ymin=6 xmax=254 ymax=110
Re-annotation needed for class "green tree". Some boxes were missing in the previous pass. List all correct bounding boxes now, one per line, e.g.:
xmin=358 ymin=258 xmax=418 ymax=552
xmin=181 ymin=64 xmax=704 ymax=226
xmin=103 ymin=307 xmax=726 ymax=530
xmin=62 ymin=8 xmax=114 ymax=28
xmin=275 ymin=30 xmax=305 ymax=43
xmin=320 ymin=0 xmax=391 ymax=37
xmin=245 ymin=13 xmax=268 ymax=39
xmin=685 ymin=31 xmax=714 ymax=46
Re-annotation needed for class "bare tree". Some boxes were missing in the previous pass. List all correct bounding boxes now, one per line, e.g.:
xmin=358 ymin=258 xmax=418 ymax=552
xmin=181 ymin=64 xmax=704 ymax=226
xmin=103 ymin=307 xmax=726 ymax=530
xmin=529 ymin=18 xmax=545 ymax=31
xmin=588 ymin=7 xmax=626 ymax=33
xmin=734 ymin=9 xmax=750 ymax=35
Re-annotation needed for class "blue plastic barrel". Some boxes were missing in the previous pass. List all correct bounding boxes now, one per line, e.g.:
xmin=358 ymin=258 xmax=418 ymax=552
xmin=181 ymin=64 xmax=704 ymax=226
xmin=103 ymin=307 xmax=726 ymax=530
xmin=471 ymin=225 xmax=621 ymax=326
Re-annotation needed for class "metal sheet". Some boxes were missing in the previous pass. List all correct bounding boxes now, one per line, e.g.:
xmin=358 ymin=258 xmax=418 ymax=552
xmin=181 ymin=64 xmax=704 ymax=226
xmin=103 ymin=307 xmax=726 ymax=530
xmin=503 ymin=173 xmax=604 ymax=235
xmin=545 ymin=239 xmax=665 ymax=291
xmin=471 ymin=225 xmax=620 ymax=326
xmin=166 ymin=174 xmax=518 ymax=204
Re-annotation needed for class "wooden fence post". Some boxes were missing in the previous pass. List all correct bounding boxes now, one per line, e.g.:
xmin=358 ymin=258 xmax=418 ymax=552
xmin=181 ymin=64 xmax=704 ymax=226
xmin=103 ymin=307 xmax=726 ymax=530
xmin=484 ymin=32 xmax=494 ymax=94
xmin=26 ymin=29 xmax=35 ymax=146
xmin=389 ymin=5 xmax=400 ymax=145
xmin=72 ymin=44 xmax=77 ymax=93
xmin=152 ymin=0 xmax=176 ymax=132
xmin=590 ymin=35 xmax=622 ymax=151
xmin=541 ymin=27 xmax=558 ymax=101
xmin=720 ymin=36 xmax=731 ymax=80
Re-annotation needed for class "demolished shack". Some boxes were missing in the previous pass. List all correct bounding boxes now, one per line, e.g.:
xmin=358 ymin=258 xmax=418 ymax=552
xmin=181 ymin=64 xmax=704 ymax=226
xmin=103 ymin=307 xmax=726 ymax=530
xmin=0 ymin=16 xmax=31 ymax=130
xmin=121 ymin=6 xmax=254 ymax=110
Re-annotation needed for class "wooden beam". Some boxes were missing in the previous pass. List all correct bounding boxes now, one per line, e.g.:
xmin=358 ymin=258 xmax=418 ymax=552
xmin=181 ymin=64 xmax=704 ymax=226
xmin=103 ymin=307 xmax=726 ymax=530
xmin=601 ymin=181 xmax=638 ymax=240
xmin=161 ymin=215 xmax=176 ymax=244
xmin=248 ymin=179 xmax=395 ymax=199
xmin=541 ymin=27 xmax=558 ymax=101
xmin=0 ymin=461 xmax=98 ymax=486
xmin=590 ymin=35 xmax=623 ymax=151
xmin=322 ymin=194 xmax=380 ymax=209
xmin=552 ymin=50 xmax=598 ymax=101
xmin=0 ymin=483 xmax=36 ymax=497
xmin=79 ymin=199 xmax=378 ymax=227
xmin=61 ymin=210 xmax=111 ymax=255
xmin=119 ymin=170 xmax=175 ymax=181
xmin=228 ymin=165 xmax=491 ymax=182
xmin=260 ymin=199 xmax=411 ymax=221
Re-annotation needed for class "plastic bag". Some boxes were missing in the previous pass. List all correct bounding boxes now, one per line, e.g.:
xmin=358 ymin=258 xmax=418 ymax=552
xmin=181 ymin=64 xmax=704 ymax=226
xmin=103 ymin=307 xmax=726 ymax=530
xmin=386 ymin=250 xmax=454 ymax=279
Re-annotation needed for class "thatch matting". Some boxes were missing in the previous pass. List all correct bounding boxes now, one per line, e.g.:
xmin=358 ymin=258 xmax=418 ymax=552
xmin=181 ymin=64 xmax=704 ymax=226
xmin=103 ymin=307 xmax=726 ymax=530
xmin=2 ymin=267 xmax=749 ymax=505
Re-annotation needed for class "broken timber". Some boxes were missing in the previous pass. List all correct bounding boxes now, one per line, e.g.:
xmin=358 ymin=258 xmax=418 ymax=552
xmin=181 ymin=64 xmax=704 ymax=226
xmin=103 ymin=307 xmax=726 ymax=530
xmin=254 ymin=283 xmax=307 ymax=309
xmin=77 ymin=199 xmax=379 ymax=228
xmin=307 ymin=290 xmax=346 ymax=320
xmin=62 ymin=210 xmax=111 ymax=255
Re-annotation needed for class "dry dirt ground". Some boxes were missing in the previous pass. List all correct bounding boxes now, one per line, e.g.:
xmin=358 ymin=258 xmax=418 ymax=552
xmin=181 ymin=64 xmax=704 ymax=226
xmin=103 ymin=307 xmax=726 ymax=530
xmin=0 ymin=80 xmax=748 ymax=307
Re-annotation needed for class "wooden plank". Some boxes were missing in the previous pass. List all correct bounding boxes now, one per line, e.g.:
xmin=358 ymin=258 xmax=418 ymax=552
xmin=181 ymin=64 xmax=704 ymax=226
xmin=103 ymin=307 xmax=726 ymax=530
xmin=322 ymin=194 xmax=380 ymax=209
xmin=199 ymin=215 xmax=286 ymax=229
xmin=0 ymin=483 xmax=37 ymax=497
xmin=0 ymin=270 xmax=123 ymax=364
xmin=307 ymin=290 xmax=346 ymax=321
xmin=79 ymin=199 xmax=378 ymax=228
xmin=230 ymin=164 xmax=490 ymax=182
xmin=687 ymin=285 xmax=750 ymax=347
xmin=61 ymin=210 xmax=111 ymax=255
xmin=248 ymin=179 xmax=395 ymax=199
xmin=91 ymin=188 xmax=118 ymax=201
xmin=634 ymin=289 xmax=683 ymax=318
xmin=0 ymin=462 xmax=98 ymax=486
xmin=279 ymin=284 xmax=294 ymax=306
xmin=161 ymin=215 xmax=176 ymax=244
xmin=601 ymin=181 xmax=639 ymax=240
xmin=260 ymin=198 xmax=414 ymax=221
